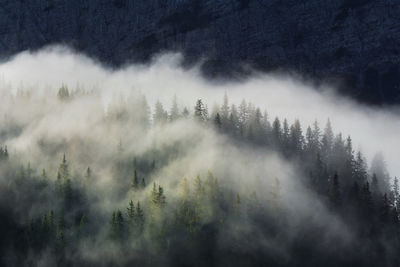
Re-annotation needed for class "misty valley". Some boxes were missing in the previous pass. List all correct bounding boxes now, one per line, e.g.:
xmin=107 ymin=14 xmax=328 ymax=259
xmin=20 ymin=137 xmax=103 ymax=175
xmin=0 ymin=82 xmax=399 ymax=267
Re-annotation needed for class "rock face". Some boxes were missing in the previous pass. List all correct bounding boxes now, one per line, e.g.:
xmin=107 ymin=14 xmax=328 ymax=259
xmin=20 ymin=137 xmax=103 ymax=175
xmin=0 ymin=0 xmax=399 ymax=104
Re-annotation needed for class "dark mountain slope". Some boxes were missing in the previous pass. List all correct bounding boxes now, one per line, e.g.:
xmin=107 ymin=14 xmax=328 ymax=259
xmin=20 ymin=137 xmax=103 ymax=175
xmin=0 ymin=0 xmax=399 ymax=104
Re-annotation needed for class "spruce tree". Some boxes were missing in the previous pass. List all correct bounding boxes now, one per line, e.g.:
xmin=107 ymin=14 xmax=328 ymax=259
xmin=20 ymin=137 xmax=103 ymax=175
xmin=132 ymin=169 xmax=139 ymax=189
xmin=169 ymin=95 xmax=180 ymax=121
xmin=214 ymin=112 xmax=222 ymax=129
xmin=330 ymin=172 xmax=342 ymax=208
xmin=194 ymin=99 xmax=205 ymax=122
xmin=136 ymin=201 xmax=144 ymax=233
xmin=127 ymin=200 xmax=135 ymax=221
xmin=272 ymin=117 xmax=282 ymax=148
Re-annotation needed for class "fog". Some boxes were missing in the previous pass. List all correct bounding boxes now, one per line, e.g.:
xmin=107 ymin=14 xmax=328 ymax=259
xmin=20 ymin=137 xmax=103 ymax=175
xmin=0 ymin=46 xmax=398 ymax=177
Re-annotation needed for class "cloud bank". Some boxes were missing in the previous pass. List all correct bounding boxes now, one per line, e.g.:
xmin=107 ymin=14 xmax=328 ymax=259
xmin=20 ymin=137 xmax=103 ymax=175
xmin=0 ymin=45 xmax=398 ymax=177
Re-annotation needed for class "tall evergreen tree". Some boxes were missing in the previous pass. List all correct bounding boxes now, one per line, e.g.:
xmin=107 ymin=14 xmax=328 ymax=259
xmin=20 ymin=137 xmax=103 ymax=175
xmin=194 ymin=99 xmax=206 ymax=122
xmin=321 ymin=119 xmax=334 ymax=162
xmin=330 ymin=172 xmax=342 ymax=208
xmin=153 ymin=100 xmax=168 ymax=124
xmin=272 ymin=117 xmax=282 ymax=148
xmin=214 ymin=112 xmax=222 ymax=129
xmin=169 ymin=95 xmax=180 ymax=121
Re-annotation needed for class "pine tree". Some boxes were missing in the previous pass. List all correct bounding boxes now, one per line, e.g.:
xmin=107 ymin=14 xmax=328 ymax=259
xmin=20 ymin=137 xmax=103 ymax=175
xmin=41 ymin=214 xmax=49 ymax=240
xmin=58 ymin=154 xmax=69 ymax=181
xmin=370 ymin=153 xmax=390 ymax=193
xmin=343 ymin=136 xmax=355 ymax=183
xmin=62 ymin=178 xmax=73 ymax=209
xmin=289 ymin=119 xmax=304 ymax=154
xmin=110 ymin=211 xmax=116 ymax=239
xmin=182 ymin=107 xmax=190 ymax=118
xmin=85 ymin=167 xmax=91 ymax=181
xmin=393 ymin=177 xmax=399 ymax=210
xmin=321 ymin=119 xmax=334 ymax=162
xmin=127 ymin=200 xmax=135 ymax=221
xmin=179 ymin=177 xmax=190 ymax=200
xmin=229 ymin=104 xmax=239 ymax=135
xmin=282 ymin=118 xmax=290 ymax=152
xmin=56 ymin=210 xmax=65 ymax=247
xmin=371 ymin=173 xmax=380 ymax=200
xmin=136 ymin=201 xmax=144 ymax=233
xmin=57 ymin=84 xmax=70 ymax=101
xmin=110 ymin=210 xmax=124 ymax=241
xmin=380 ymin=193 xmax=390 ymax=223
xmin=132 ymin=168 xmax=139 ymax=190
xmin=48 ymin=210 xmax=54 ymax=237
xmin=150 ymin=182 xmax=166 ymax=209
xmin=169 ymin=95 xmax=180 ymax=121
xmin=194 ymin=99 xmax=206 ymax=122
xmin=330 ymin=172 xmax=342 ymax=208
xmin=361 ymin=182 xmax=374 ymax=219
xmin=272 ymin=117 xmax=282 ymax=148
xmin=312 ymin=120 xmax=321 ymax=151
xmin=214 ymin=112 xmax=222 ymax=129
xmin=153 ymin=100 xmax=168 ymax=124
xmin=193 ymin=175 xmax=203 ymax=202
xmin=354 ymin=151 xmax=368 ymax=185
xmin=221 ymin=92 xmax=230 ymax=123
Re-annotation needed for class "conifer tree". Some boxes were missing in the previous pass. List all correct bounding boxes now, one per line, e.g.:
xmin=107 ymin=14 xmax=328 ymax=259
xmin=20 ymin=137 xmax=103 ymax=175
xmin=354 ymin=151 xmax=368 ymax=184
xmin=330 ymin=172 xmax=342 ymax=208
xmin=58 ymin=154 xmax=69 ymax=181
xmin=182 ymin=107 xmax=190 ymax=118
xmin=132 ymin=168 xmax=139 ymax=189
xmin=221 ymin=92 xmax=230 ymax=123
xmin=272 ymin=117 xmax=282 ymax=147
xmin=62 ymin=178 xmax=73 ymax=209
xmin=127 ymin=200 xmax=135 ymax=221
xmin=136 ymin=201 xmax=144 ymax=233
xmin=48 ymin=210 xmax=54 ymax=237
xmin=282 ymin=118 xmax=290 ymax=152
xmin=193 ymin=175 xmax=203 ymax=202
xmin=153 ymin=100 xmax=168 ymax=124
xmin=85 ymin=167 xmax=91 ymax=181
xmin=169 ymin=95 xmax=180 ymax=121
xmin=214 ymin=112 xmax=222 ymax=129
xmin=361 ymin=182 xmax=374 ymax=219
xmin=194 ymin=99 xmax=206 ymax=122
xmin=380 ymin=193 xmax=390 ymax=223
xmin=41 ymin=214 xmax=49 ymax=239
xmin=321 ymin=119 xmax=334 ymax=161
xmin=56 ymin=210 xmax=65 ymax=247
xmin=392 ymin=177 xmax=399 ymax=210
xmin=289 ymin=119 xmax=304 ymax=154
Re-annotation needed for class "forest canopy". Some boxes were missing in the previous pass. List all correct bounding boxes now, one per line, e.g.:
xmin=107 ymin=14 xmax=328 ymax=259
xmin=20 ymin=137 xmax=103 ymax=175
xmin=0 ymin=83 xmax=398 ymax=267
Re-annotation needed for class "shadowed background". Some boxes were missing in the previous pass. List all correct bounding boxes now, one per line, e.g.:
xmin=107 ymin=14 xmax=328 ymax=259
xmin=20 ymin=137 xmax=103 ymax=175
xmin=0 ymin=0 xmax=399 ymax=104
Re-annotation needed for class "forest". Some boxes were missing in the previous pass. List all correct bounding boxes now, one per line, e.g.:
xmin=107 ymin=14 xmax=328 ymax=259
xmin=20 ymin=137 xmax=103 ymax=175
xmin=0 ymin=84 xmax=399 ymax=267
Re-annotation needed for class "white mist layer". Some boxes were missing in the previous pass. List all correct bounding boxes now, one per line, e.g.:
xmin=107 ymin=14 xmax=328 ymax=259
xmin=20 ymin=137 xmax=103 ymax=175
xmin=0 ymin=45 xmax=398 ymax=177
